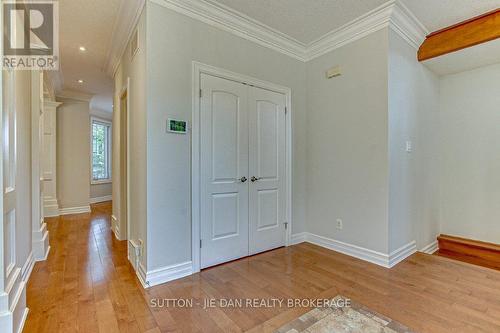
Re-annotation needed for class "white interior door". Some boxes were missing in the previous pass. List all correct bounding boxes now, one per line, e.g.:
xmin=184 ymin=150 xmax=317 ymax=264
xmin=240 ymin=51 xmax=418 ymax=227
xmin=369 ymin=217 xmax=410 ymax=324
xmin=200 ymin=74 xmax=249 ymax=269
xmin=248 ymin=86 xmax=287 ymax=254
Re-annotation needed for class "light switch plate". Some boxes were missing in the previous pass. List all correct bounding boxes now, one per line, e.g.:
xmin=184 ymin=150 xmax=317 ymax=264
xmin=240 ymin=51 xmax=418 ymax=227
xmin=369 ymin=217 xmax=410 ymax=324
xmin=406 ymin=141 xmax=412 ymax=153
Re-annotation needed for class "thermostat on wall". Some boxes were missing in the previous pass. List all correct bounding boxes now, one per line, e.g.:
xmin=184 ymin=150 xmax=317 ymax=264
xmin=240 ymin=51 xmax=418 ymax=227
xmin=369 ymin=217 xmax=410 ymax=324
xmin=167 ymin=118 xmax=187 ymax=134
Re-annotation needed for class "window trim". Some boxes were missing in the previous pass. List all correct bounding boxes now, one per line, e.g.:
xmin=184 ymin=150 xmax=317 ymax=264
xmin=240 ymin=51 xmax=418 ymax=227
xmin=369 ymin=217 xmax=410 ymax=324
xmin=90 ymin=116 xmax=112 ymax=185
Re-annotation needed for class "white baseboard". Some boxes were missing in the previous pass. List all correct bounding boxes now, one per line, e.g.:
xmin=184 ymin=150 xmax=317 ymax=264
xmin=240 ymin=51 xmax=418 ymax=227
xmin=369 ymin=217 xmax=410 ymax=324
xmin=307 ymin=233 xmax=391 ymax=267
xmin=32 ymin=224 xmax=50 ymax=261
xmin=59 ymin=205 xmax=91 ymax=216
xmin=43 ymin=197 xmax=60 ymax=217
xmin=16 ymin=308 xmax=29 ymax=333
xmin=290 ymin=232 xmax=307 ymax=245
xmin=420 ymin=240 xmax=438 ymax=254
xmin=388 ymin=241 xmax=417 ymax=267
xmin=291 ymin=232 xmax=416 ymax=268
xmin=0 ymin=267 xmax=28 ymax=333
xmin=111 ymin=215 xmax=121 ymax=240
xmin=136 ymin=263 xmax=148 ymax=289
xmin=141 ymin=261 xmax=193 ymax=288
xmin=89 ymin=195 xmax=112 ymax=204
xmin=128 ymin=239 xmax=141 ymax=271
xmin=21 ymin=252 xmax=35 ymax=282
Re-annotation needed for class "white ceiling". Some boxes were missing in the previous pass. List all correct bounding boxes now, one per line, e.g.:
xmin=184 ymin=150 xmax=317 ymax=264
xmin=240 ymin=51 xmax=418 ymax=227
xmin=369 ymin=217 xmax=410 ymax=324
xmin=211 ymin=0 xmax=388 ymax=44
xmin=211 ymin=0 xmax=500 ymax=44
xmin=423 ymin=38 xmax=500 ymax=76
xmin=57 ymin=0 xmax=120 ymax=110
xmin=56 ymin=0 xmax=500 ymax=103
xmin=401 ymin=0 xmax=500 ymax=33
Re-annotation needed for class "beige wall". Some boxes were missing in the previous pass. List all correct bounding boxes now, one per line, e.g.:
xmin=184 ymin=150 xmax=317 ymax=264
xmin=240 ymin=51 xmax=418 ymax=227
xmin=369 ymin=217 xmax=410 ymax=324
xmin=113 ymin=9 xmax=148 ymax=253
xmin=145 ymin=1 xmax=308 ymax=270
xmin=438 ymin=63 xmax=500 ymax=244
xmin=306 ymin=29 xmax=390 ymax=254
xmin=388 ymin=30 xmax=441 ymax=252
xmin=90 ymin=183 xmax=112 ymax=199
xmin=56 ymin=98 xmax=91 ymax=209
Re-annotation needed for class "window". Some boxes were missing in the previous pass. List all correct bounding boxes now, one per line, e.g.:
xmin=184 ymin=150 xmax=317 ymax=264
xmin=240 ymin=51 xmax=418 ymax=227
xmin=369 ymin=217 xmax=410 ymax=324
xmin=91 ymin=118 xmax=111 ymax=183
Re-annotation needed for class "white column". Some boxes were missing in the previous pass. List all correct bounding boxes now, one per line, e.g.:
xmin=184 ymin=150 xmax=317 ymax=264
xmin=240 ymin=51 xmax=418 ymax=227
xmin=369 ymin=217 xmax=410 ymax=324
xmin=42 ymin=100 xmax=61 ymax=217
xmin=32 ymin=71 xmax=50 ymax=260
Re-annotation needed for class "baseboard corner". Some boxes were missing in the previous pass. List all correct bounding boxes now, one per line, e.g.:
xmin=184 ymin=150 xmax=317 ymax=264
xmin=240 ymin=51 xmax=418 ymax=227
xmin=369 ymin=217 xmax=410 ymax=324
xmin=290 ymin=232 xmax=308 ymax=245
xmin=420 ymin=240 xmax=438 ymax=254
xmin=388 ymin=241 xmax=417 ymax=268
xmin=142 ymin=261 xmax=193 ymax=288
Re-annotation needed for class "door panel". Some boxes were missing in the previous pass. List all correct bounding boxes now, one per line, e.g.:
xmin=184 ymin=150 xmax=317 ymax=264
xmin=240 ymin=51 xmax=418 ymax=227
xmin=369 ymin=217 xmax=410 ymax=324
xmin=200 ymin=74 xmax=249 ymax=269
xmin=2 ymin=70 xmax=18 ymax=291
xmin=248 ymin=86 xmax=286 ymax=255
xmin=211 ymin=91 xmax=239 ymax=182
xmin=257 ymin=101 xmax=279 ymax=179
xmin=257 ymin=189 xmax=279 ymax=230
xmin=212 ymin=193 xmax=240 ymax=239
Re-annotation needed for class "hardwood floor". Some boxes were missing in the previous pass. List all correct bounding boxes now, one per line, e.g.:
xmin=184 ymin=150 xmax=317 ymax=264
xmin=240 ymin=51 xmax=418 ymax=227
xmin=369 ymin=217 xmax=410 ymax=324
xmin=24 ymin=203 xmax=500 ymax=333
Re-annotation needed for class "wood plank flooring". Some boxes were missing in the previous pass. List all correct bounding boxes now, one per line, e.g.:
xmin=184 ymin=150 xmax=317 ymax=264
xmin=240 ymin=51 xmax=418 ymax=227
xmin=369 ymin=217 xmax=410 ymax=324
xmin=24 ymin=202 xmax=500 ymax=333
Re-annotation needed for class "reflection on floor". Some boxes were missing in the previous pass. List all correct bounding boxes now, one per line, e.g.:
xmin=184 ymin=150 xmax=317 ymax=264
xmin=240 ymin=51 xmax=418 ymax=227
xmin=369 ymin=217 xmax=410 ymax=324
xmin=24 ymin=202 xmax=500 ymax=332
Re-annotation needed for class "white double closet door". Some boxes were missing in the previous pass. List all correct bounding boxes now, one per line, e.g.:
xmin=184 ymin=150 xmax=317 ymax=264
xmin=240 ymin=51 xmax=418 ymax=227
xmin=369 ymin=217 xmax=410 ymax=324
xmin=200 ymin=74 xmax=286 ymax=269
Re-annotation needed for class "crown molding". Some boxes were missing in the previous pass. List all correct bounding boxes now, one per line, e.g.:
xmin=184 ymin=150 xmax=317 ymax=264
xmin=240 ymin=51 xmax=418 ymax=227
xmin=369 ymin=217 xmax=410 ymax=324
xmin=150 ymin=0 xmax=307 ymax=61
xmin=56 ymin=89 xmax=93 ymax=102
xmin=305 ymin=1 xmax=395 ymax=61
xmin=44 ymin=100 xmax=62 ymax=108
xmin=132 ymin=0 xmax=427 ymax=63
xmin=306 ymin=1 xmax=428 ymax=61
xmin=104 ymin=0 xmax=146 ymax=77
xmin=389 ymin=0 xmax=429 ymax=50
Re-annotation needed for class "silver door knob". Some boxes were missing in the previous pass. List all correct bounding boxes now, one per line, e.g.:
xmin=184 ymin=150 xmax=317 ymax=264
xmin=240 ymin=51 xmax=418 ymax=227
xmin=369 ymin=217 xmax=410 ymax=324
xmin=251 ymin=176 xmax=261 ymax=182
xmin=240 ymin=177 xmax=247 ymax=183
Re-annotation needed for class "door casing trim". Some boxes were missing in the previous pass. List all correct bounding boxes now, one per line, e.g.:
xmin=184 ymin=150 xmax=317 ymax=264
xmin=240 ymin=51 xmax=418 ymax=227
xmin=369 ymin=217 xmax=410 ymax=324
xmin=191 ymin=61 xmax=293 ymax=273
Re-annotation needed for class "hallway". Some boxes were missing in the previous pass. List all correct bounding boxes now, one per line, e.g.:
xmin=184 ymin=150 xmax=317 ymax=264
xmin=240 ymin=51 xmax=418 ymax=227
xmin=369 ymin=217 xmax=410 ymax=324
xmin=23 ymin=202 xmax=141 ymax=332
xmin=22 ymin=203 xmax=500 ymax=333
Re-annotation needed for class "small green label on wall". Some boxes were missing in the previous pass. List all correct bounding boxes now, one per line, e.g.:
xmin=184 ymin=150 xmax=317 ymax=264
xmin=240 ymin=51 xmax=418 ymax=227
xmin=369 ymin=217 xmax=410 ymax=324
xmin=167 ymin=118 xmax=187 ymax=134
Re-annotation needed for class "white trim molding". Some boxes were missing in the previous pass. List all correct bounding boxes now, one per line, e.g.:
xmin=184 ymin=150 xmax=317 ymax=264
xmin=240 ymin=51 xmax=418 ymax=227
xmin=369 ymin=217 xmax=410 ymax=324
xmin=150 ymin=0 xmax=428 ymax=62
xmin=388 ymin=241 xmax=417 ymax=267
xmin=305 ymin=0 xmax=427 ymax=60
xmin=151 ymin=0 xmax=306 ymax=61
xmin=0 ymin=254 xmax=31 ymax=333
xmin=56 ymin=90 xmax=93 ymax=102
xmin=290 ymin=232 xmax=308 ymax=245
xmin=420 ymin=240 xmax=439 ymax=254
xmin=89 ymin=195 xmax=113 ymax=204
xmin=291 ymin=233 xmax=416 ymax=268
xmin=111 ymin=215 xmax=121 ymax=240
xmin=21 ymin=253 xmax=35 ymax=283
xmin=32 ymin=222 xmax=50 ymax=261
xmin=59 ymin=206 xmax=91 ymax=216
xmin=105 ymin=0 xmax=146 ymax=76
xmin=43 ymin=197 xmax=59 ymax=217
xmin=136 ymin=263 xmax=148 ymax=289
xmin=139 ymin=262 xmax=193 ymax=288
